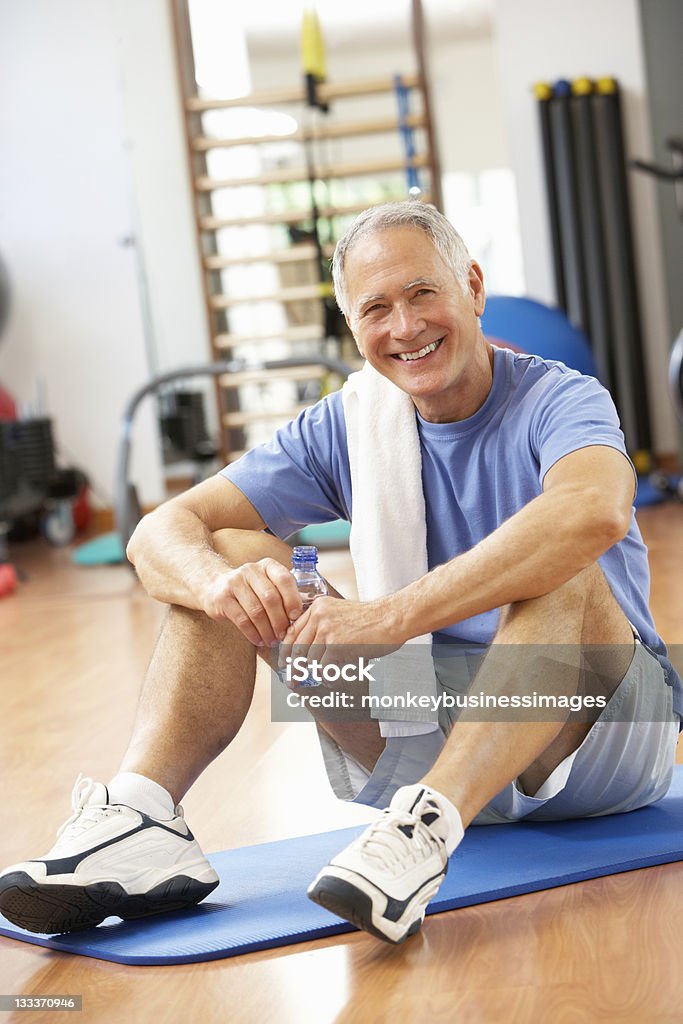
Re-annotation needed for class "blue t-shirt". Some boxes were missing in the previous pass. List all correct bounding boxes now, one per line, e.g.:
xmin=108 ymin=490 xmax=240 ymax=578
xmin=222 ymin=346 xmax=682 ymax=717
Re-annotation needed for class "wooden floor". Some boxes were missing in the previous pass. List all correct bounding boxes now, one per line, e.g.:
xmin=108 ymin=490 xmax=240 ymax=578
xmin=1 ymin=504 xmax=682 ymax=1024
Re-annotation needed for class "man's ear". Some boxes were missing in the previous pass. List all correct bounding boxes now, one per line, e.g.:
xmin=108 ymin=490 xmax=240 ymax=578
xmin=468 ymin=261 xmax=486 ymax=317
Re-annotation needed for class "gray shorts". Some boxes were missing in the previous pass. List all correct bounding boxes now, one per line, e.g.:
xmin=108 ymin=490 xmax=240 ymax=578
xmin=316 ymin=640 xmax=680 ymax=823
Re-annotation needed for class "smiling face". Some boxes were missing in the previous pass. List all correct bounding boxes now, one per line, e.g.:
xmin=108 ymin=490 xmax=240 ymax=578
xmin=344 ymin=226 xmax=493 ymax=423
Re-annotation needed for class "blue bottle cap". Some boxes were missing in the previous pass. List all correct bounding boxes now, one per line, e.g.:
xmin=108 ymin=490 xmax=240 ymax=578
xmin=292 ymin=545 xmax=319 ymax=566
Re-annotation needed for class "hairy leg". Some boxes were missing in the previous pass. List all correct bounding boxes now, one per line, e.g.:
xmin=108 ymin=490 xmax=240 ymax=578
xmin=421 ymin=563 xmax=634 ymax=826
xmin=119 ymin=529 xmax=384 ymax=803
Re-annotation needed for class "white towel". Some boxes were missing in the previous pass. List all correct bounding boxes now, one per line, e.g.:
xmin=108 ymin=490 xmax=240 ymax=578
xmin=342 ymin=362 xmax=439 ymax=737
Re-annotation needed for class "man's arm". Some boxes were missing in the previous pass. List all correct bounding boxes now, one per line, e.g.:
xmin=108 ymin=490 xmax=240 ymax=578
xmin=126 ymin=474 xmax=302 ymax=646
xmin=388 ymin=443 xmax=634 ymax=638
xmin=286 ymin=445 xmax=635 ymax=649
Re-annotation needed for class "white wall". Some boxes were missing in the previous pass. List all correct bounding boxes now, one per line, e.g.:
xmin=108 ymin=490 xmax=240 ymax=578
xmin=0 ymin=0 xmax=207 ymax=509
xmin=116 ymin=0 xmax=210 ymax=376
xmin=492 ymin=0 xmax=678 ymax=453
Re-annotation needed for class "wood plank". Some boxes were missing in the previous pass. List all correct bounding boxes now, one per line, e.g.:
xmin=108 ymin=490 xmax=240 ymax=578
xmin=204 ymin=243 xmax=335 ymax=270
xmin=199 ymin=196 xmax=431 ymax=231
xmin=192 ymin=113 xmax=426 ymax=151
xmin=206 ymin=245 xmax=317 ymax=269
xmin=209 ymin=283 xmax=333 ymax=309
xmin=222 ymin=403 xmax=311 ymax=427
xmin=213 ymin=324 xmax=324 ymax=348
xmin=218 ymin=365 xmax=328 ymax=388
xmin=186 ymin=73 xmax=421 ymax=112
xmin=195 ymin=154 xmax=429 ymax=191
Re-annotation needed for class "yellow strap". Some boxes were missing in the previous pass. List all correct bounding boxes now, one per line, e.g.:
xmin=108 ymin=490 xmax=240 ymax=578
xmin=301 ymin=7 xmax=326 ymax=80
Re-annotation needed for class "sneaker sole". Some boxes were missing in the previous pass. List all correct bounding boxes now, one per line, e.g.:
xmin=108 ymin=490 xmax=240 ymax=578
xmin=307 ymin=875 xmax=425 ymax=945
xmin=0 ymin=871 xmax=219 ymax=935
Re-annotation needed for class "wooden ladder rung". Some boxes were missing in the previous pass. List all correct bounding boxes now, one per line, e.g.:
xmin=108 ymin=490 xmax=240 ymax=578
xmin=219 ymin=365 xmax=329 ymax=388
xmin=213 ymin=324 xmax=324 ymax=348
xmin=192 ymin=114 xmax=426 ymax=151
xmin=195 ymin=154 xmax=429 ymax=192
xmin=186 ymin=74 xmax=421 ymax=112
xmin=210 ymin=283 xmax=332 ymax=309
xmin=223 ymin=404 xmax=311 ymax=428
xmin=204 ymin=245 xmax=335 ymax=270
xmin=200 ymin=198 xmax=430 ymax=231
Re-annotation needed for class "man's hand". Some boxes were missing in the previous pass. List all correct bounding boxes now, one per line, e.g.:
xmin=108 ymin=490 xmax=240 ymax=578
xmin=280 ymin=596 xmax=405 ymax=681
xmin=201 ymin=557 xmax=303 ymax=648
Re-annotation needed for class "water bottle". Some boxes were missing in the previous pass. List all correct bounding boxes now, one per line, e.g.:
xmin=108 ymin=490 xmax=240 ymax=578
xmin=290 ymin=545 xmax=328 ymax=609
xmin=281 ymin=545 xmax=327 ymax=688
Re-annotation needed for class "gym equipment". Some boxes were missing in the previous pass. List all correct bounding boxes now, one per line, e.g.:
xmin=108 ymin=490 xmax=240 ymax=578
xmin=632 ymin=146 xmax=683 ymax=427
xmin=669 ymin=328 xmax=683 ymax=424
xmin=534 ymin=77 xmax=653 ymax=463
xmin=545 ymin=80 xmax=589 ymax=335
xmin=296 ymin=519 xmax=351 ymax=549
xmin=481 ymin=295 xmax=600 ymax=378
xmin=114 ymin=357 xmax=351 ymax=553
xmin=72 ymin=531 xmax=124 ymax=567
xmin=394 ymin=74 xmax=423 ymax=195
xmin=1 ymin=765 xmax=682 ymax=964
xmin=174 ymin=0 xmax=443 ymax=464
xmin=533 ymin=83 xmax=566 ymax=311
xmin=632 ymin=136 xmax=683 ymax=194
xmin=569 ymin=78 xmax=613 ymax=390
xmin=480 ymin=297 xmax=672 ymax=507
xmin=0 ymin=420 xmax=88 ymax=547
xmin=592 ymin=78 xmax=652 ymax=460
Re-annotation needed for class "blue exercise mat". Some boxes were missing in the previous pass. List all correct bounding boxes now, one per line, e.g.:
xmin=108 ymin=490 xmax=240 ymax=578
xmin=1 ymin=767 xmax=682 ymax=965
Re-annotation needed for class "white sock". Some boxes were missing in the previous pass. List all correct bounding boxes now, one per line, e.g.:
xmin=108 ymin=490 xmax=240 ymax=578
xmin=107 ymin=771 xmax=176 ymax=820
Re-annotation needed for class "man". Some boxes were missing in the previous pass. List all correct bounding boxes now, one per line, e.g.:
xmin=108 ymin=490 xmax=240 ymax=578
xmin=0 ymin=202 xmax=680 ymax=945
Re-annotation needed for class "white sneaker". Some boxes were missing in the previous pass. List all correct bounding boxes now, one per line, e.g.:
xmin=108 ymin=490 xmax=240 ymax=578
xmin=307 ymin=784 xmax=464 ymax=944
xmin=0 ymin=776 xmax=219 ymax=934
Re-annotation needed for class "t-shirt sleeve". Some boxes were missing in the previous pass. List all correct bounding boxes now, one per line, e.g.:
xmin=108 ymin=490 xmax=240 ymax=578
xmin=529 ymin=368 xmax=636 ymax=485
xmin=219 ymin=393 xmax=350 ymax=539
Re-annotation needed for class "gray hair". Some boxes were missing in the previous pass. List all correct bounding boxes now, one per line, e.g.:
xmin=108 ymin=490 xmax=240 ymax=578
xmin=331 ymin=201 xmax=472 ymax=317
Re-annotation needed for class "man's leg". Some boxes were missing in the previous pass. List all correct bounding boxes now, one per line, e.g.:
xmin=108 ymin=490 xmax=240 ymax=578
xmin=308 ymin=563 xmax=635 ymax=943
xmin=0 ymin=528 xmax=385 ymax=934
xmin=421 ymin=561 xmax=634 ymax=825
xmin=118 ymin=528 xmax=385 ymax=802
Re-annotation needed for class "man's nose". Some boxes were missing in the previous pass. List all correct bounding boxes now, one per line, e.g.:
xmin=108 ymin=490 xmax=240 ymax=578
xmin=389 ymin=302 xmax=425 ymax=341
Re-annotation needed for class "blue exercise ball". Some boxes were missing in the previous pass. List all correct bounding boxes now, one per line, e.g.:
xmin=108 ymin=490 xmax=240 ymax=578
xmin=481 ymin=295 xmax=600 ymax=379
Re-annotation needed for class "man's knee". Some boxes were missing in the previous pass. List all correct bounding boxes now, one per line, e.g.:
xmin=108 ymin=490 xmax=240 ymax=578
xmin=498 ymin=562 xmax=629 ymax=639
xmin=212 ymin=528 xmax=293 ymax=569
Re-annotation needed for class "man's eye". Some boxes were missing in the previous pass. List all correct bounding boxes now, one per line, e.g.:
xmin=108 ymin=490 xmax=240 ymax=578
xmin=414 ymin=289 xmax=433 ymax=297
xmin=364 ymin=304 xmax=383 ymax=315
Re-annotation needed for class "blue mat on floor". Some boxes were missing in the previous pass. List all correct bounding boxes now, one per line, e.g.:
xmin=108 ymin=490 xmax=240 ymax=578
xmin=1 ymin=767 xmax=682 ymax=965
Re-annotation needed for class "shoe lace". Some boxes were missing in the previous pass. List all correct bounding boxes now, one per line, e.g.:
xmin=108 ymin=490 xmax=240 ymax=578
xmin=54 ymin=774 xmax=115 ymax=844
xmin=359 ymin=809 xmax=443 ymax=872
